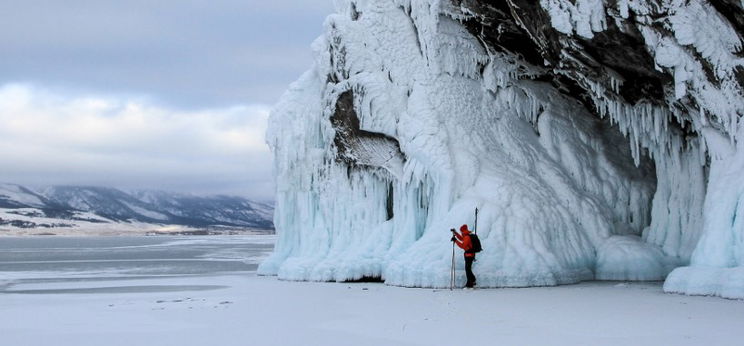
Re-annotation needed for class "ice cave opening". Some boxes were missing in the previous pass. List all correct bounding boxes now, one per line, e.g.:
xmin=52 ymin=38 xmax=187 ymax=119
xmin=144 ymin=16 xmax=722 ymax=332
xmin=259 ymin=0 xmax=744 ymax=299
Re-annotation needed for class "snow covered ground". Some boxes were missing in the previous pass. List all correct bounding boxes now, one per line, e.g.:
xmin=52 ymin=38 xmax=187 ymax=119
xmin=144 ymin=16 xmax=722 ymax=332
xmin=2 ymin=236 xmax=743 ymax=346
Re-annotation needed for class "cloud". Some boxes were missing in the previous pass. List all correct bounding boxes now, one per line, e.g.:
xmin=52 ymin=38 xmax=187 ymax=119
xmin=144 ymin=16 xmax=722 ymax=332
xmin=0 ymin=1 xmax=337 ymax=199
xmin=0 ymin=0 xmax=334 ymax=107
xmin=0 ymin=84 xmax=274 ymax=200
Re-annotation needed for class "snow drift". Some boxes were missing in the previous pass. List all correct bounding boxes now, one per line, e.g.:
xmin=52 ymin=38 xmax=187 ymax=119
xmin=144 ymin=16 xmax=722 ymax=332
xmin=259 ymin=0 xmax=744 ymax=298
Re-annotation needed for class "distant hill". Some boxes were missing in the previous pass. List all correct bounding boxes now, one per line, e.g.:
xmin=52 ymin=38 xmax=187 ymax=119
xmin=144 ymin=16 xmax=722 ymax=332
xmin=0 ymin=183 xmax=273 ymax=234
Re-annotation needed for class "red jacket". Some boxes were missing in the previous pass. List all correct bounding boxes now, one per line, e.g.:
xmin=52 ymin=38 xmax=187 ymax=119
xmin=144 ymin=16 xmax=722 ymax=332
xmin=453 ymin=226 xmax=475 ymax=257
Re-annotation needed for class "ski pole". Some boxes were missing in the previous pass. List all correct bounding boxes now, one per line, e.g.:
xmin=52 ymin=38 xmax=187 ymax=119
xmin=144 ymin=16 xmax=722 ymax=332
xmin=450 ymin=240 xmax=455 ymax=290
xmin=474 ymin=207 xmax=478 ymax=235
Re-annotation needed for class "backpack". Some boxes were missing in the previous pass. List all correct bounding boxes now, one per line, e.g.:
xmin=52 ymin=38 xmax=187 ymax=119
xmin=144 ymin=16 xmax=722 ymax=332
xmin=468 ymin=233 xmax=483 ymax=253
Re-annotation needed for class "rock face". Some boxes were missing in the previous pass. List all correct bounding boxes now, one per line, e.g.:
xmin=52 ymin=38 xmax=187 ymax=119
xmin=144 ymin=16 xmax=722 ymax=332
xmin=259 ymin=0 xmax=744 ymax=298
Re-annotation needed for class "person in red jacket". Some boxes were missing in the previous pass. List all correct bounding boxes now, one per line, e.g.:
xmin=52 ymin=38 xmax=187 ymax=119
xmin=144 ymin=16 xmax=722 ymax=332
xmin=451 ymin=224 xmax=476 ymax=288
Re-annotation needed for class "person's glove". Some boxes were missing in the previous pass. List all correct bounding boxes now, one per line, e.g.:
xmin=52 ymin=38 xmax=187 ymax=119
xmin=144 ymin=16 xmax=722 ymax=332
xmin=450 ymin=236 xmax=456 ymax=242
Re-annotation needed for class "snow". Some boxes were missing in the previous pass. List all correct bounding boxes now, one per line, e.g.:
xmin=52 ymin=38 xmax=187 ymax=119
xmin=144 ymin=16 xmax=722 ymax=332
xmin=1 ymin=207 xmax=114 ymax=230
xmin=0 ymin=185 xmax=274 ymax=234
xmin=0 ymin=183 xmax=45 ymax=207
xmin=122 ymin=201 xmax=169 ymax=221
xmin=539 ymin=0 xmax=607 ymax=38
xmin=0 ymin=208 xmax=265 ymax=236
xmin=3 ymin=236 xmax=744 ymax=346
xmin=668 ymin=1 xmax=743 ymax=73
xmin=6 ymin=278 xmax=744 ymax=346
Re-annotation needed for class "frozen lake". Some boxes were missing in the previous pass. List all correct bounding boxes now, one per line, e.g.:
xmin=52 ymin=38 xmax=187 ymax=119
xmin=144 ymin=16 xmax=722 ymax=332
xmin=2 ymin=235 xmax=744 ymax=346
xmin=0 ymin=236 xmax=274 ymax=294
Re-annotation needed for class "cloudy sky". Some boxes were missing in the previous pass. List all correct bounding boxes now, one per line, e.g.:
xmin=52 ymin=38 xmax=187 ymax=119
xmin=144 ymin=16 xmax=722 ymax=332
xmin=0 ymin=0 xmax=334 ymax=200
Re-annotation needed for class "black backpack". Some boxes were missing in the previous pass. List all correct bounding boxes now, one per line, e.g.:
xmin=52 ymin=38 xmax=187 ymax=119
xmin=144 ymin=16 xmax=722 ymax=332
xmin=468 ymin=233 xmax=483 ymax=253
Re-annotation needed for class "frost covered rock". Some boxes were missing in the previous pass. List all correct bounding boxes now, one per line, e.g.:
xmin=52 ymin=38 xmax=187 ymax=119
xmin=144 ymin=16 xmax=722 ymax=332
xmin=259 ymin=0 xmax=744 ymax=296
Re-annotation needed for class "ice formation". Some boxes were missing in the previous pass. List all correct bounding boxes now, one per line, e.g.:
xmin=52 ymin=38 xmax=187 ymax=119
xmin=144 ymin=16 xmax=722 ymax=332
xmin=259 ymin=0 xmax=744 ymax=298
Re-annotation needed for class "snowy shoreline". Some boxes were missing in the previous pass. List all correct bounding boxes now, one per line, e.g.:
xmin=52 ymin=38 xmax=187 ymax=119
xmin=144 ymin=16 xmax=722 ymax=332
xmin=0 ymin=227 xmax=274 ymax=237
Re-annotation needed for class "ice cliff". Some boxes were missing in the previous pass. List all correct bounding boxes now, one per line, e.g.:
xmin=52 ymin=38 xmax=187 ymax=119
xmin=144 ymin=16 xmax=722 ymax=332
xmin=258 ymin=0 xmax=744 ymax=299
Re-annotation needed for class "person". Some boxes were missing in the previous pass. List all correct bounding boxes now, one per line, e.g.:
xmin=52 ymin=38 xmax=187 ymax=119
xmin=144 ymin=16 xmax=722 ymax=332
xmin=451 ymin=224 xmax=477 ymax=288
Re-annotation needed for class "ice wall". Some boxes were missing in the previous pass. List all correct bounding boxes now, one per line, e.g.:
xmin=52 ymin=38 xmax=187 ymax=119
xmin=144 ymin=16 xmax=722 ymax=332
xmin=536 ymin=0 xmax=744 ymax=299
xmin=664 ymin=131 xmax=744 ymax=299
xmin=261 ymin=0 xmax=657 ymax=287
xmin=259 ymin=0 xmax=744 ymax=296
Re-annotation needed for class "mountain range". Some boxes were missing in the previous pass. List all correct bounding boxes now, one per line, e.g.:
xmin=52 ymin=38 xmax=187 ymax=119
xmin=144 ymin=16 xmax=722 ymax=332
xmin=0 ymin=183 xmax=273 ymax=234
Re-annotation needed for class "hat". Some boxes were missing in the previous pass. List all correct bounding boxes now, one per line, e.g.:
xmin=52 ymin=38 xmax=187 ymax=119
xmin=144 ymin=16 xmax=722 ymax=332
xmin=460 ymin=224 xmax=469 ymax=233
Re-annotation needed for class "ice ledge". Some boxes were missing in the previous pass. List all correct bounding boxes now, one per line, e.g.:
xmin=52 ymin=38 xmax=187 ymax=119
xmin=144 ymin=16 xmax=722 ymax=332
xmin=664 ymin=266 xmax=744 ymax=300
